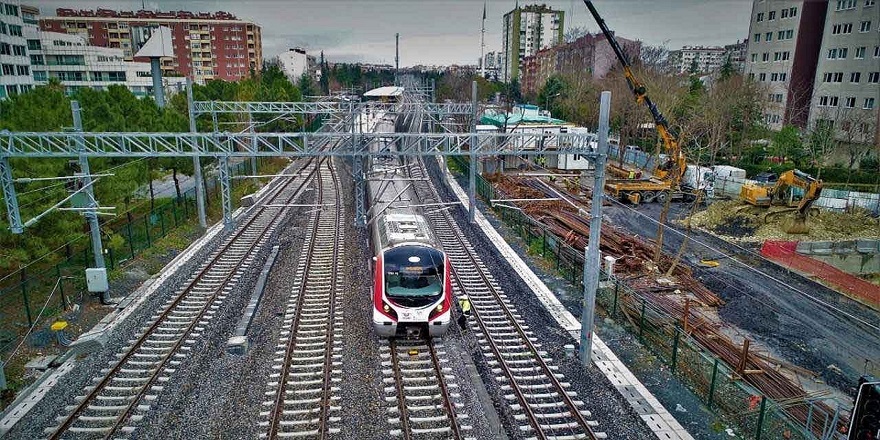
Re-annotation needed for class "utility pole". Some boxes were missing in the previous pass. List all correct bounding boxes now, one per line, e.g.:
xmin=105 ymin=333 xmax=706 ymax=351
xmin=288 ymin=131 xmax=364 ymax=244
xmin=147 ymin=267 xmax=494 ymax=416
xmin=395 ymin=33 xmax=400 ymax=86
xmin=186 ymin=78 xmax=208 ymax=228
xmin=480 ymin=2 xmax=487 ymax=78
xmin=581 ymin=90 xmax=610 ymax=366
xmin=469 ymin=80 xmax=478 ymax=224
xmin=72 ymin=101 xmax=110 ymax=303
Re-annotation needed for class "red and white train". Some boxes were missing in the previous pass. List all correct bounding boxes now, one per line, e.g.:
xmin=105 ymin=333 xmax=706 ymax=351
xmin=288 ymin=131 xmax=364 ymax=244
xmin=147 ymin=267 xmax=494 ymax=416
xmin=364 ymin=93 xmax=452 ymax=338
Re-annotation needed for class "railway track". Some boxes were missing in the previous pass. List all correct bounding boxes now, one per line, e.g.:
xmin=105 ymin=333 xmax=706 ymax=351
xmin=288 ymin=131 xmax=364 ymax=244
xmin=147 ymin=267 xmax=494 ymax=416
xmin=381 ymin=338 xmax=471 ymax=439
xmin=260 ymin=159 xmax=345 ymax=439
xmin=45 ymin=159 xmax=320 ymax=439
xmin=409 ymin=159 xmax=605 ymax=440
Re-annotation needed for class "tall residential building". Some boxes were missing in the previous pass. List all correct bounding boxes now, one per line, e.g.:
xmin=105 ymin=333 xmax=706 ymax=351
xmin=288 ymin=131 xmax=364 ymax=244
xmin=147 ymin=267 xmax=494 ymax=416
xmin=278 ymin=47 xmax=316 ymax=82
xmin=520 ymin=32 xmax=640 ymax=95
xmin=808 ymin=0 xmax=878 ymax=147
xmin=671 ymin=46 xmax=728 ymax=74
xmin=482 ymin=50 xmax=502 ymax=80
xmin=724 ymin=39 xmax=749 ymax=72
xmin=39 ymin=8 xmax=262 ymax=83
xmin=501 ymin=4 xmax=564 ymax=83
xmin=745 ymin=1 xmax=827 ymax=130
xmin=0 ymin=0 xmax=35 ymax=98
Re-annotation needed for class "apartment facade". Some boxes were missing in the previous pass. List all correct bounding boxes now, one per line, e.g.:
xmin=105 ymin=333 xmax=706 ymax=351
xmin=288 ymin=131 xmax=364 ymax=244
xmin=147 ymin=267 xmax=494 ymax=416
xmin=672 ymin=46 xmax=727 ymax=74
xmin=745 ymin=0 xmax=827 ymax=130
xmin=0 ymin=0 xmax=35 ymax=98
xmin=520 ymin=32 xmax=640 ymax=95
xmin=808 ymin=0 xmax=878 ymax=146
xmin=482 ymin=50 xmax=502 ymax=80
xmin=26 ymin=29 xmax=185 ymax=97
xmin=40 ymin=8 xmax=262 ymax=83
xmin=501 ymin=4 xmax=564 ymax=83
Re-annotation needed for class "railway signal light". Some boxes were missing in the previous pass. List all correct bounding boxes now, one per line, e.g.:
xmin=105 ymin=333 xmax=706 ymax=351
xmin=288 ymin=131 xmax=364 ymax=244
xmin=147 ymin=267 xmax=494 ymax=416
xmin=849 ymin=376 xmax=880 ymax=440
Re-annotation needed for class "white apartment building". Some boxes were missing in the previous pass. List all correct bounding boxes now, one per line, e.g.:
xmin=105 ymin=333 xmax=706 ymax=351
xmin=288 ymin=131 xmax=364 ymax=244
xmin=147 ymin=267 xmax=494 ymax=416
xmin=673 ymin=46 xmax=727 ymax=74
xmin=808 ymin=0 xmax=879 ymax=146
xmin=0 ymin=0 xmax=35 ymax=99
xmin=27 ymin=29 xmax=185 ymax=97
xmin=278 ymin=47 xmax=316 ymax=82
xmin=501 ymin=4 xmax=564 ymax=83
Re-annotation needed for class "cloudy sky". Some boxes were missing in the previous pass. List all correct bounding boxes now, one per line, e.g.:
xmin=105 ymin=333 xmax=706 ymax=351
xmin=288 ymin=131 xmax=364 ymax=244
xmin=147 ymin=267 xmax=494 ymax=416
xmin=28 ymin=0 xmax=753 ymax=66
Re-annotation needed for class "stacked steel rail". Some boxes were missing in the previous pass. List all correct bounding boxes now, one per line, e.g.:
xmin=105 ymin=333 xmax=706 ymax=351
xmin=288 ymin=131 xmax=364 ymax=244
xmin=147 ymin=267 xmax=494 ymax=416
xmin=260 ymin=159 xmax=345 ymax=438
xmin=382 ymin=338 xmax=470 ymax=439
xmin=409 ymin=159 xmax=604 ymax=440
xmin=45 ymin=158 xmax=320 ymax=439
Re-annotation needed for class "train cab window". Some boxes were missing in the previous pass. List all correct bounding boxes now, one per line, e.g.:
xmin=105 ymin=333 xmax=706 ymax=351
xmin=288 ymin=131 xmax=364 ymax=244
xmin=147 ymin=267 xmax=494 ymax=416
xmin=383 ymin=246 xmax=444 ymax=307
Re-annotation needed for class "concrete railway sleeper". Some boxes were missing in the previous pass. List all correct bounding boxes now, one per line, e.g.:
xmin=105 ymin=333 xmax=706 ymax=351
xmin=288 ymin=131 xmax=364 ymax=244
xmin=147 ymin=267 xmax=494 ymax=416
xmin=45 ymin=157 xmax=322 ymax=439
xmin=410 ymin=158 xmax=605 ymax=440
xmin=260 ymin=159 xmax=345 ymax=439
xmin=382 ymin=338 xmax=472 ymax=439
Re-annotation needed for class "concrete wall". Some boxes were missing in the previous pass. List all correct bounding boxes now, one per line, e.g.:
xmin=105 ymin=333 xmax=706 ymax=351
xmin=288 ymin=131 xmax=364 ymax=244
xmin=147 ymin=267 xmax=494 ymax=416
xmin=796 ymin=239 xmax=880 ymax=275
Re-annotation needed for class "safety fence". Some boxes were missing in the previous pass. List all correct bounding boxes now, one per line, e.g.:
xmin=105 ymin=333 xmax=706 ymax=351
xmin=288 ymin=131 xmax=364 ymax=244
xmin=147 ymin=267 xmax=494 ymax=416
xmin=0 ymin=157 xmax=272 ymax=364
xmin=450 ymin=155 xmax=846 ymax=440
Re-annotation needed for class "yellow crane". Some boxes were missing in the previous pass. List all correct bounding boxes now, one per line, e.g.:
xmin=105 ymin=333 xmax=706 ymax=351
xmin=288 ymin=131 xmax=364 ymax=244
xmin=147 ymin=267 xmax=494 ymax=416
xmin=583 ymin=0 xmax=688 ymax=204
xmin=740 ymin=169 xmax=823 ymax=233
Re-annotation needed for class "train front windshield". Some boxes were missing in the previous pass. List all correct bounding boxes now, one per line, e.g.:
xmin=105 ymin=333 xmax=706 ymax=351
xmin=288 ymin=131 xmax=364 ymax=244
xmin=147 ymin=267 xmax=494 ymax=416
xmin=384 ymin=246 xmax=444 ymax=307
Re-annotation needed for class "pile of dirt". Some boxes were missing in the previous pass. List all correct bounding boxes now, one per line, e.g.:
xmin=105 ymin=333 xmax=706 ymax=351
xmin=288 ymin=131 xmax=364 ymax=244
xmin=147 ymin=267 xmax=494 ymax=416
xmin=688 ymin=200 xmax=880 ymax=242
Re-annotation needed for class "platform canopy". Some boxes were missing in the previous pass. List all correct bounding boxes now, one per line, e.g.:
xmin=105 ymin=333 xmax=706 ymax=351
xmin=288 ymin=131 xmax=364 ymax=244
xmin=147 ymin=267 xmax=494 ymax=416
xmin=363 ymin=86 xmax=404 ymax=98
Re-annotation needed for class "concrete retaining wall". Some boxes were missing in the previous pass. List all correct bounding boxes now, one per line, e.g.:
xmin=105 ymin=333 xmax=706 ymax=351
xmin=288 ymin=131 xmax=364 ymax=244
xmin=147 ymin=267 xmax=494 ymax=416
xmin=796 ymin=239 xmax=880 ymax=275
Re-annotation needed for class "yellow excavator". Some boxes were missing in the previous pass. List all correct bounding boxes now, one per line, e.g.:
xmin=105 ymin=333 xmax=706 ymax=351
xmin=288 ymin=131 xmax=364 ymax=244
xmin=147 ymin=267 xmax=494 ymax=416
xmin=583 ymin=1 xmax=689 ymax=205
xmin=740 ymin=169 xmax=823 ymax=233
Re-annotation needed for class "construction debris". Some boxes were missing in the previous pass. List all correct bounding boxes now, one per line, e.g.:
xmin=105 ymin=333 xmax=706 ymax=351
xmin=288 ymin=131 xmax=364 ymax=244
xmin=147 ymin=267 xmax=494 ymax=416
xmin=689 ymin=200 xmax=880 ymax=242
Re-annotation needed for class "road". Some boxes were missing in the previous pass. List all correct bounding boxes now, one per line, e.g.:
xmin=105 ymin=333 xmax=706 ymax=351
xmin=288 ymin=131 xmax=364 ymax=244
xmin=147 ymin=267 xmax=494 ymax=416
xmin=603 ymin=200 xmax=880 ymax=394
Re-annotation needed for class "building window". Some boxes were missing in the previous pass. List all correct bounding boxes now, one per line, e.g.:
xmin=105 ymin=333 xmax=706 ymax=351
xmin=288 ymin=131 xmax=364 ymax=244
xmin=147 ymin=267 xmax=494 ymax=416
xmin=8 ymin=25 xmax=22 ymax=37
xmin=832 ymin=23 xmax=854 ymax=34
xmin=749 ymin=72 xmax=755 ymax=80
xmin=834 ymin=72 xmax=844 ymax=82
xmin=839 ymin=47 xmax=848 ymax=58
xmin=875 ymin=46 xmax=880 ymax=57
xmin=751 ymin=53 xmax=758 ymax=62
xmin=865 ymin=97 xmax=876 ymax=109
xmin=5 ymin=85 xmax=18 ymax=96
xmin=754 ymin=33 xmax=761 ymax=42
xmin=4 ymin=4 xmax=19 ymax=16
xmin=869 ymin=71 xmax=880 ymax=82
xmin=785 ymin=29 xmax=793 ymax=39
xmin=769 ymin=10 xmax=776 ymax=20
xmin=27 ymin=40 xmax=41 ymax=51
xmin=16 ymin=65 xmax=28 ymax=76
xmin=12 ymin=45 xmax=25 ymax=56
xmin=790 ymin=6 xmax=797 ymax=16
xmin=765 ymin=32 xmax=773 ymax=41
xmin=782 ymin=51 xmax=790 ymax=61
xmin=33 ymin=70 xmax=47 ymax=81
xmin=773 ymin=52 xmax=781 ymax=61
xmin=771 ymin=72 xmax=779 ymax=81
xmin=867 ymin=0 xmax=876 ymax=6
xmin=1 ymin=64 xmax=14 ymax=75
xmin=851 ymin=72 xmax=862 ymax=82
xmin=757 ymin=12 xmax=764 ymax=21
xmin=762 ymin=52 xmax=769 ymax=62
xmin=780 ymin=73 xmax=787 ymax=81
xmin=836 ymin=0 xmax=857 ymax=10
xmin=781 ymin=8 xmax=789 ymax=18
xmin=829 ymin=96 xmax=839 ymax=107
xmin=845 ymin=97 xmax=856 ymax=108
xmin=828 ymin=48 xmax=838 ymax=59
xmin=759 ymin=73 xmax=767 ymax=81
xmin=0 ymin=43 xmax=9 ymax=56
xmin=859 ymin=20 xmax=872 ymax=32
xmin=855 ymin=47 xmax=866 ymax=58
xmin=30 ymin=55 xmax=43 ymax=65
xmin=777 ymin=30 xmax=785 ymax=39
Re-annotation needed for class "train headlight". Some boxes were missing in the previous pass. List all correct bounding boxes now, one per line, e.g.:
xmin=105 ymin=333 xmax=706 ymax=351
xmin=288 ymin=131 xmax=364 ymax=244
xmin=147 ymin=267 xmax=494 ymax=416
xmin=435 ymin=304 xmax=444 ymax=312
xmin=383 ymin=304 xmax=390 ymax=313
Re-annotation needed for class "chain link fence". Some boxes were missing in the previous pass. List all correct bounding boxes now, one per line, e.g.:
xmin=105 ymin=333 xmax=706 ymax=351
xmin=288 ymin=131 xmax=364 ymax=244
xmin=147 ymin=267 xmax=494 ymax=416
xmin=449 ymin=155 xmax=847 ymax=440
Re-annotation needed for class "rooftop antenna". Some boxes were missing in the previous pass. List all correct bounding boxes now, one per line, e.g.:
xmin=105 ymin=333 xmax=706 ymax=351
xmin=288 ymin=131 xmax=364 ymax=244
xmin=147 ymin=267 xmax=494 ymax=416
xmin=480 ymin=2 xmax=486 ymax=77
xmin=395 ymin=33 xmax=400 ymax=86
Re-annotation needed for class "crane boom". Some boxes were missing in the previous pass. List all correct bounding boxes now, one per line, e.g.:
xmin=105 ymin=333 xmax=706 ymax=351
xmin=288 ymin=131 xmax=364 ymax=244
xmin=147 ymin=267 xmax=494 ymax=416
xmin=583 ymin=0 xmax=684 ymax=183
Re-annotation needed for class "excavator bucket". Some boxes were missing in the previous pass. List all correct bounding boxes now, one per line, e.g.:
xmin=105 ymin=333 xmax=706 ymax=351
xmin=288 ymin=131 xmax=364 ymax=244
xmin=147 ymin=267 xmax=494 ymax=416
xmin=783 ymin=217 xmax=810 ymax=234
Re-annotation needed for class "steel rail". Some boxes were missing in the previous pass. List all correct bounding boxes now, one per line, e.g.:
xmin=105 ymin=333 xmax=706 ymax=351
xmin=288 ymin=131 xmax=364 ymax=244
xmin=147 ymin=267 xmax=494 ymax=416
xmin=412 ymin=158 xmax=600 ymax=440
xmin=48 ymin=157 xmax=320 ymax=440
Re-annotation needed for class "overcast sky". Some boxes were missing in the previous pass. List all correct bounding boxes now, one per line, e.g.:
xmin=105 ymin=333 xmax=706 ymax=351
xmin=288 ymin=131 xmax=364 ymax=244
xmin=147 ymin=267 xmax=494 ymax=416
xmin=28 ymin=1 xmax=753 ymax=66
